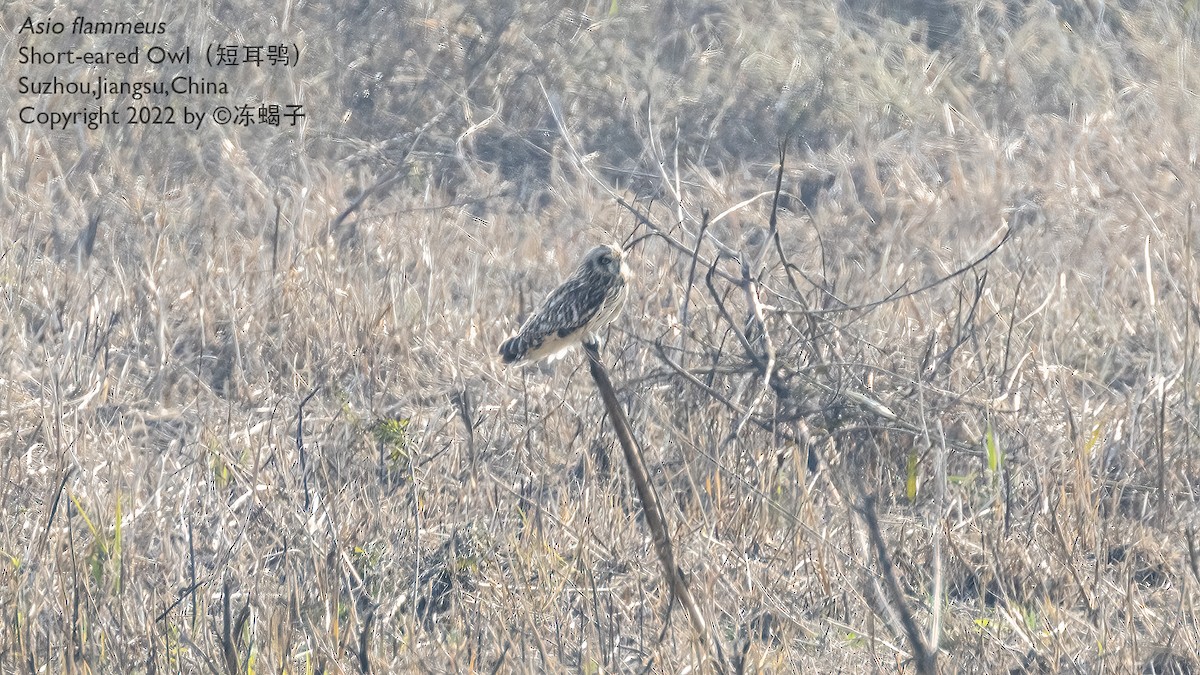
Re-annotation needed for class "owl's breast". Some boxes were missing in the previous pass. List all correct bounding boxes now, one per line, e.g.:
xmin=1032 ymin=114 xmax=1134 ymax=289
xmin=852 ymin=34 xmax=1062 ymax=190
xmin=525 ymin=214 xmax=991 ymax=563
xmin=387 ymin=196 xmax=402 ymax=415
xmin=586 ymin=277 xmax=627 ymax=333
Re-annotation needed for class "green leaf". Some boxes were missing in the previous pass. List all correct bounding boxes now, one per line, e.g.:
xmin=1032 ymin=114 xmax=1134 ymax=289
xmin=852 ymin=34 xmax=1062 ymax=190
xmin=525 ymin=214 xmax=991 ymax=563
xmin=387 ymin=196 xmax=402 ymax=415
xmin=985 ymin=424 xmax=1001 ymax=474
xmin=905 ymin=451 xmax=919 ymax=501
xmin=112 ymin=492 xmax=122 ymax=594
xmin=1084 ymin=424 xmax=1103 ymax=455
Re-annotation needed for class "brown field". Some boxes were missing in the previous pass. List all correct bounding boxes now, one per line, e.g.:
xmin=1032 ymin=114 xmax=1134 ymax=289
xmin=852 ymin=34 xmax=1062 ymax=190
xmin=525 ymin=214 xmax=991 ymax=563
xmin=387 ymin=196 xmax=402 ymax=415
xmin=3 ymin=0 xmax=1200 ymax=672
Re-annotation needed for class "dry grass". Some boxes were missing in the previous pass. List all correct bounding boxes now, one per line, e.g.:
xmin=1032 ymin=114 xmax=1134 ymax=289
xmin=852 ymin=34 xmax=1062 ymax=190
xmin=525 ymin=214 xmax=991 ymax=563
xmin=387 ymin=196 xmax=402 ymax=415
xmin=3 ymin=0 xmax=1200 ymax=672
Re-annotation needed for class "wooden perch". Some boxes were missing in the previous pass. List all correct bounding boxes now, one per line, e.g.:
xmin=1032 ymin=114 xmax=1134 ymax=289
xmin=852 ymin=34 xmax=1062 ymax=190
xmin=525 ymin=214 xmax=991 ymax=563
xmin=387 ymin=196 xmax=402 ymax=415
xmin=582 ymin=339 xmax=727 ymax=672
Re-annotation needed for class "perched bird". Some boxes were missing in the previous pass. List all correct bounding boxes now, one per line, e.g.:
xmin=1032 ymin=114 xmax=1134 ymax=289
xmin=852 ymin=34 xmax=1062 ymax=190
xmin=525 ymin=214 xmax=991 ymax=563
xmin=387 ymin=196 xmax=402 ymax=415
xmin=499 ymin=243 xmax=630 ymax=364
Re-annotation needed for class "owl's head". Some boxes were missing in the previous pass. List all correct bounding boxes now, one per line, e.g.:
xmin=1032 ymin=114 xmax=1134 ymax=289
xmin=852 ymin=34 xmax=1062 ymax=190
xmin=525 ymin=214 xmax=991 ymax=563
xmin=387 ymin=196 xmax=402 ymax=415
xmin=583 ymin=243 xmax=628 ymax=279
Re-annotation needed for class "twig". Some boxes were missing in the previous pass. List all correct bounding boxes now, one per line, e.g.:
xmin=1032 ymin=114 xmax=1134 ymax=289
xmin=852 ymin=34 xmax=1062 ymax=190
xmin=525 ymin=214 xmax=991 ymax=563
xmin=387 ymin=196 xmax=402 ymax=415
xmin=296 ymin=386 xmax=320 ymax=512
xmin=537 ymin=80 xmax=743 ymax=285
xmin=612 ymin=195 xmax=741 ymax=285
xmin=765 ymin=138 xmax=803 ymax=297
xmin=1156 ymin=379 xmax=1167 ymax=528
xmin=704 ymin=256 xmax=764 ymax=371
xmin=931 ymin=419 xmax=947 ymax=656
xmin=730 ymin=259 xmax=777 ymax=439
xmin=33 ymin=466 xmax=74 ymax=565
xmin=329 ymin=111 xmax=447 ymax=236
xmin=358 ymin=607 xmax=375 ymax=673
xmin=221 ymin=574 xmax=238 ymax=675
xmin=780 ymin=226 xmax=1013 ymax=317
xmin=1186 ymin=527 xmax=1200 ymax=584
xmin=678 ymin=211 xmax=711 ymax=366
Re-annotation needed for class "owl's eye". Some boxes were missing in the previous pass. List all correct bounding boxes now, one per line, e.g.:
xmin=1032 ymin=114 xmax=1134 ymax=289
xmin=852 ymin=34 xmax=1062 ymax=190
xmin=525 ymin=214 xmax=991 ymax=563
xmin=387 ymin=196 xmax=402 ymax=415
xmin=598 ymin=254 xmax=612 ymax=266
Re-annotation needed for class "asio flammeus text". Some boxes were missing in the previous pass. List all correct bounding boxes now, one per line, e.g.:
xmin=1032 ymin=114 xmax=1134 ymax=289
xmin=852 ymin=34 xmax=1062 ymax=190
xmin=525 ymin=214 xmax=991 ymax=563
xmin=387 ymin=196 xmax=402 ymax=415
xmin=499 ymin=244 xmax=630 ymax=364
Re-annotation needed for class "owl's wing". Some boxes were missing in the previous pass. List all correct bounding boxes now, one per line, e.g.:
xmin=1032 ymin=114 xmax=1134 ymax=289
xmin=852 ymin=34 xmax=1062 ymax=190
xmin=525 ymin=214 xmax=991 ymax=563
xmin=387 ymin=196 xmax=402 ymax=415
xmin=531 ymin=274 xmax=610 ymax=337
xmin=499 ymin=274 xmax=608 ymax=363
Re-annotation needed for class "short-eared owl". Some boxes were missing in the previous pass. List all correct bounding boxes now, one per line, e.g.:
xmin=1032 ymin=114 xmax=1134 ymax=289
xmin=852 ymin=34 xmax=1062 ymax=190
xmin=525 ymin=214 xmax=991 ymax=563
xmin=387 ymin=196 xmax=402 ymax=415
xmin=499 ymin=244 xmax=630 ymax=364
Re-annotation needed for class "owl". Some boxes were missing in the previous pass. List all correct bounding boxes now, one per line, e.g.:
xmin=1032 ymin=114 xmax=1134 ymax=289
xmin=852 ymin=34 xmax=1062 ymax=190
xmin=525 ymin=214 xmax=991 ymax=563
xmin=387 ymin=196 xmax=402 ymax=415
xmin=499 ymin=243 xmax=630 ymax=364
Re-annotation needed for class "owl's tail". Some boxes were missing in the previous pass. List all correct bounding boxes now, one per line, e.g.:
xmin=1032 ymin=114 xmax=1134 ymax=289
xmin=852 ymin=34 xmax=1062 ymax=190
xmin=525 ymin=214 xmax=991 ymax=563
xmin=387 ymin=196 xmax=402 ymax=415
xmin=498 ymin=335 xmax=525 ymax=364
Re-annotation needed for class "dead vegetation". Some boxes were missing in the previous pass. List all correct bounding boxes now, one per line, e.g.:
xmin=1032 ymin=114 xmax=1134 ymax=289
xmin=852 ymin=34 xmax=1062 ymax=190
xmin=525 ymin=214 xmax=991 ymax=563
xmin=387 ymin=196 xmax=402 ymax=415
xmin=2 ymin=0 xmax=1200 ymax=672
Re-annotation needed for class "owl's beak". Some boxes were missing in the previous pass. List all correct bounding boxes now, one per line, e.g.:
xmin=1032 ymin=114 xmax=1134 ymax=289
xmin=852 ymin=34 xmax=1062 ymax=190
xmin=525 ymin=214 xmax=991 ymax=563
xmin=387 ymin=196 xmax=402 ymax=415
xmin=619 ymin=255 xmax=632 ymax=279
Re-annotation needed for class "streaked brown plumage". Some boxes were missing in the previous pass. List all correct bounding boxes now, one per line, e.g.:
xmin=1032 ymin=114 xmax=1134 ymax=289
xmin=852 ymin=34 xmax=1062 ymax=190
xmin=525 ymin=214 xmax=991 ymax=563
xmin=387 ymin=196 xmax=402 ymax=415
xmin=499 ymin=244 xmax=630 ymax=364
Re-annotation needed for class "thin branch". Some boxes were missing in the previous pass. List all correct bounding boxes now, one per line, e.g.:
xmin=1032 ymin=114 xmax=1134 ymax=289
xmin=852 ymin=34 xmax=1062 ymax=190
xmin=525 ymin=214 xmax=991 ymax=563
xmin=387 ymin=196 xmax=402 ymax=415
xmin=859 ymin=495 xmax=936 ymax=675
xmin=704 ymin=255 xmax=764 ymax=370
xmin=582 ymin=341 xmax=727 ymax=673
xmin=730 ymin=259 xmax=777 ymax=439
xmin=765 ymin=138 xmax=803 ymax=297
xmin=781 ymin=226 xmax=1014 ymax=317
xmin=678 ymin=211 xmax=711 ymax=367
